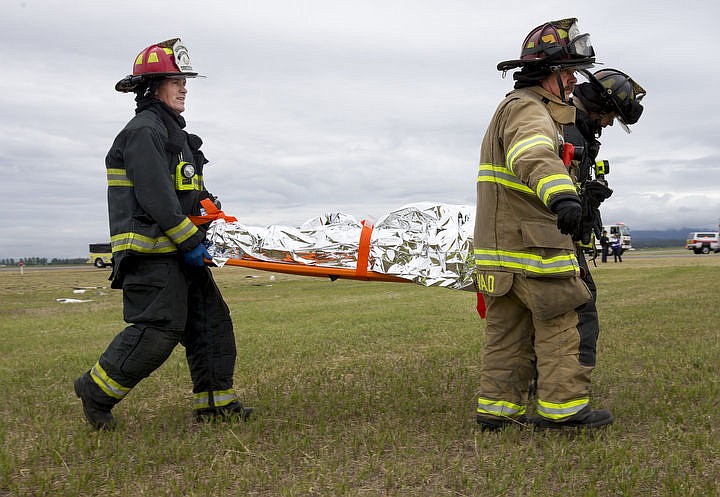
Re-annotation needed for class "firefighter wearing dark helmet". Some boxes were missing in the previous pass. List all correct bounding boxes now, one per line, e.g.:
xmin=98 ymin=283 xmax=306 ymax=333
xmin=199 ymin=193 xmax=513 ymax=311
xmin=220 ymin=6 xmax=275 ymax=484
xmin=474 ymin=18 xmax=613 ymax=430
xmin=74 ymin=38 xmax=252 ymax=429
xmin=563 ymin=69 xmax=646 ymax=378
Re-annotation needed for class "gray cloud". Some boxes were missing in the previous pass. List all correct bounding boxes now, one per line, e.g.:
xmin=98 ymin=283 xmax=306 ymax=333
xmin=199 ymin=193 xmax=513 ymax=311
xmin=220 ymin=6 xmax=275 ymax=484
xmin=2 ymin=0 xmax=719 ymax=258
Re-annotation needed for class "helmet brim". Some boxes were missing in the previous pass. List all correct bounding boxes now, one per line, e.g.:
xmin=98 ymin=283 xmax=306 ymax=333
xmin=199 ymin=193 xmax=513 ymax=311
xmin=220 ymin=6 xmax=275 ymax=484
xmin=498 ymin=57 xmax=595 ymax=73
xmin=114 ymin=72 xmax=205 ymax=93
xmin=115 ymin=75 xmax=141 ymax=93
xmin=497 ymin=59 xmax=524 ymax=72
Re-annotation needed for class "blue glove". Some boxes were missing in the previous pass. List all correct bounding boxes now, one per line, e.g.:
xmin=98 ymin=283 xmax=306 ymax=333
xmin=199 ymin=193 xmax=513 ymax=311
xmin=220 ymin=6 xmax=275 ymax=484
xmin=182 ymin=243 xmax=211 ymax=267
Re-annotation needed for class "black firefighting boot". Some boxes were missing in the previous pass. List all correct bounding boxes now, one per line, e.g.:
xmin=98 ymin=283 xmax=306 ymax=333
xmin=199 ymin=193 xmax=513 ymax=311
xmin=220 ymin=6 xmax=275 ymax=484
xmin=194 ymin=400 xmax=254 ymax=423
xmin=74 ymin=373 xmax=117 ymax=430
xmin=529 ymin=406 xmax=613 ymax=430
xmin=476 ymin=414 xmax=527 ymax=431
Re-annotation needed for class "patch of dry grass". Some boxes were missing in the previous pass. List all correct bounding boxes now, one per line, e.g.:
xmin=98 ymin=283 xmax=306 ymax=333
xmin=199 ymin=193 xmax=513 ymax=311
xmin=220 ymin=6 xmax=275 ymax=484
xmin=1 ymin=251 xmax=718 ymax=496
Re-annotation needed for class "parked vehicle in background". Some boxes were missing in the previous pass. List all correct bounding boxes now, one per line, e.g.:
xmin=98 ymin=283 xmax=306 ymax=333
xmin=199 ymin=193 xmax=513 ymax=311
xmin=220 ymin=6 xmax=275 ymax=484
xmin=87 ymin=243 xmax=112 ymax=268
xmin=595 ymin=223 xmax=632 ymax=252
xmin=685 ymin=232 xmax=720 ymax=254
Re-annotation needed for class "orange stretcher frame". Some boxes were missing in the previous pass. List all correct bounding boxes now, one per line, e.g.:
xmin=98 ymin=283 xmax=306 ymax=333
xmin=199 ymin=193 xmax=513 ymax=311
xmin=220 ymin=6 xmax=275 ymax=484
xmin=218 ymin=257 xmax=410 ymax=283
xmin=189 ymin=200 xmax=410 ymax=284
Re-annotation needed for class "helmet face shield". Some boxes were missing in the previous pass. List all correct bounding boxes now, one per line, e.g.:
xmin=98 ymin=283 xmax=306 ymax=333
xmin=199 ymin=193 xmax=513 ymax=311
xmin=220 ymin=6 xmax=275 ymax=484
xmin=579 ymin=68 xmax=646 ymax=131
xmin=599 ymin=69 xmax=645 ymax=126
xmin=567 ymin=32 xmax=594 ymax=58
xmin=616 ymin=98 xmax=644 ymax=128
xmin=557 ymin=21 xmax=594 ymax=70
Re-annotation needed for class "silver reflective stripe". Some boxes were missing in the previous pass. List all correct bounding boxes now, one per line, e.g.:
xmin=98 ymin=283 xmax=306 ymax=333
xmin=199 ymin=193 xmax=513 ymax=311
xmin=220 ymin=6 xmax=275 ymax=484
xmin=90 ymin=362 xmax=130 ymax=400
xmin=536 ymin=174 xmax=577 ymax=206
xmin=194 ymin=390 xmax=237 ymax=409
xmin=212 ymin=391 xmax=238 ymax=407
xmin=166 ymin=219 xmax=198 ymax=245
xmin=506 ymin=134 xmax=554 ymax=173
xmin=477 ymin=164 xmax=534 ymax=195
xmin=107 ymin=168 xmax=133 ymax=187
xmin=474 ymin=249 xmax=579 ymax=275
xmin=477 ymin=397 xmax=525 ymax=417
xmin=111 ymin=233 xmax=176 ymax=254
xmin=194 ymin=393 xmax=210 ymax=408
xmin=536 ymin=398 xmax=589 ymax=420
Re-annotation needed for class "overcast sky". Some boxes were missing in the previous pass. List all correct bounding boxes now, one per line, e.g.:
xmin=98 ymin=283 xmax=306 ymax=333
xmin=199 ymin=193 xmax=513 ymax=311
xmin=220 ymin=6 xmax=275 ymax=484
xmin=2 ymin=0 xmax=719 ymax=258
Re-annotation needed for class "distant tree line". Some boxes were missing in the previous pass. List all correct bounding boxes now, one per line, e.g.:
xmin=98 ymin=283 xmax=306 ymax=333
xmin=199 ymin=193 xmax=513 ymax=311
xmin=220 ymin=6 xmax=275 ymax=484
xmin=0 ymin=257 xmax=87 ymax=266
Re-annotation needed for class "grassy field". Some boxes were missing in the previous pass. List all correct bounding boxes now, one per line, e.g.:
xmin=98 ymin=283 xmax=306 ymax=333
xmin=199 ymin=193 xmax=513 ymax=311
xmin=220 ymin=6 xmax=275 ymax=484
xmin=1 ymin=250 xmax=718 ymax=496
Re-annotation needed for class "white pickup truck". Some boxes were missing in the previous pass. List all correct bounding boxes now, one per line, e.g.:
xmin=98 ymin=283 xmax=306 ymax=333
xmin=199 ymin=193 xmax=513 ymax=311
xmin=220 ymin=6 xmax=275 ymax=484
xmin=685 ymin=232 xmax=720 ymax=254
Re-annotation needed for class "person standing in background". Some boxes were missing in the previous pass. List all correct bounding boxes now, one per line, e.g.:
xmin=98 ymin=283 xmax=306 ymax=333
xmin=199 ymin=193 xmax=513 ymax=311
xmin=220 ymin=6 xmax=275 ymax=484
xmin=600 ymin=230 xmax=610 ymax=263
xmin=611 ymin=235 xmax=623 ymax=262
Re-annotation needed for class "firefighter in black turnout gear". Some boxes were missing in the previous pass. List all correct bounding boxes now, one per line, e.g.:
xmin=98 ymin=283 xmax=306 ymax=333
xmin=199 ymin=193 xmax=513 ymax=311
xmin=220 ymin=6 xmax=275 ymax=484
xmin=74 ymin=38 xmax=252 ymax=429
xmin=564 ymin=68 xmax=646 ymax=368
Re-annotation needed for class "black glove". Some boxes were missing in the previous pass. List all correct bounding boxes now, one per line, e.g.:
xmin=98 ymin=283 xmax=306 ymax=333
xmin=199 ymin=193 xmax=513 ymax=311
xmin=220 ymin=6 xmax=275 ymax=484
xmin=584 ymin=180 xmax=613 ymax=209
xmin=199 ymin=191 xmax=221 ymax=210
xmin=577 ymin=202 xmax=601 ymax=244
xmin=576 ymin=180 xmax=613 ymax=243
xmin=552 ymin=199 xmax=582 ymax=236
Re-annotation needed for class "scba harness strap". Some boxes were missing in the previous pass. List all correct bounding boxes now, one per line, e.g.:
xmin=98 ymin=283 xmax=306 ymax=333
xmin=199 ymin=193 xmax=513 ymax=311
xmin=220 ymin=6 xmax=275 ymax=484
xmin=152 ymin=103 xmax=208 ymax=192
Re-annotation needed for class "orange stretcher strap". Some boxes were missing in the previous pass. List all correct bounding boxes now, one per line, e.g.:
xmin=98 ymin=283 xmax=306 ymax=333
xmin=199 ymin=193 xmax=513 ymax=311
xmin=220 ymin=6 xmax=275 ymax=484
xmin=476 ymin=292 xmax=487 ymax=319
xmin=196 ymin=206 xmax=408 ymax=283
xmin=189 ymin=198 xmax=237 ymax=225
xmin=356 ymin=221 xmax=373 ymax=278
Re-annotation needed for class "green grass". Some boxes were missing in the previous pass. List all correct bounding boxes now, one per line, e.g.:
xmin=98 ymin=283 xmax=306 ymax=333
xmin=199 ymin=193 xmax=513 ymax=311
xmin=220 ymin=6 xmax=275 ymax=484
xmin=1 ymin=250 xmax=719 ymax=496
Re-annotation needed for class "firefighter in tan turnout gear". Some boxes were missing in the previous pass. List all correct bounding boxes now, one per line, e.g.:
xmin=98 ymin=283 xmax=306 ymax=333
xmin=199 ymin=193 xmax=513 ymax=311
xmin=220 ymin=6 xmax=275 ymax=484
xmin=74 ymin=38 xmax=252 ymax=429
xmin=474 ymin=18 xmax=613 ymax=430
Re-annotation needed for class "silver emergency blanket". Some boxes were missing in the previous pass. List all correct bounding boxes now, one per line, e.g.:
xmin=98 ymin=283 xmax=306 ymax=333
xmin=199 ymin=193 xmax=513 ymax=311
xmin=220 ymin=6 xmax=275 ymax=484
xmin=205 ymin=203 xmax=476 ymax=291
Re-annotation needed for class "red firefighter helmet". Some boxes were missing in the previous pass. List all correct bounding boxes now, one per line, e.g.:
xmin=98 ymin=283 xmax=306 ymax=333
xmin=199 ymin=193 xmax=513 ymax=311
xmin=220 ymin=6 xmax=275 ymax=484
xmin=497 ymin=18 xmax=595 ymax=73
xmin=115 ymin=38 xmax=204 ymax=93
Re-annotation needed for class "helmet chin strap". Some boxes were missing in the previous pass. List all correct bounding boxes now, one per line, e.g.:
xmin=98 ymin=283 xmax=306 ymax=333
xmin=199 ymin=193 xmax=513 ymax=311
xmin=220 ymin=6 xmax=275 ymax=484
xmin=556 ymin=71 xmax=567 ymax=103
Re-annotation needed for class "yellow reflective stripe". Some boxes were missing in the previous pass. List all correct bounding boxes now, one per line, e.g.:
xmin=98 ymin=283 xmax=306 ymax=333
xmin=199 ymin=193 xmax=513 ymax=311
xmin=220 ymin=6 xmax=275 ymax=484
xmin=107 ymin=168 xmax=133 ymax=187
xmin=477 ymin=163 xmax=534 ymax=194
xmin=90 ymin=362 xmax=131 ymax=400
xmin=474 ymin=248 xmax=579 ymax=275
xmin=109 ymin=168 xmax=204 ymax=191
xmin=477 ymin=397 xmax=527 ymax=417
xmin=537 ymin=397 xmax=589 ymax=420
xmin=506 ymin=134 xmax=554 ymax=173
xmin=194 ymin=393 xmax=210 ymax=409
xmin=193 ymin=389 xmax=238 ymax=409
xmin=166 ymin=218 xmax=198 ymax=245
xmin=110 ymin=224 xmax=197 ymax=254
xmin=111 ymin=232 xmax=176 ymax=254
xmin=212 ymin=390 xmax=237 ymax=408
xmin=537 ymin=174 xmax=577 ymax=206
